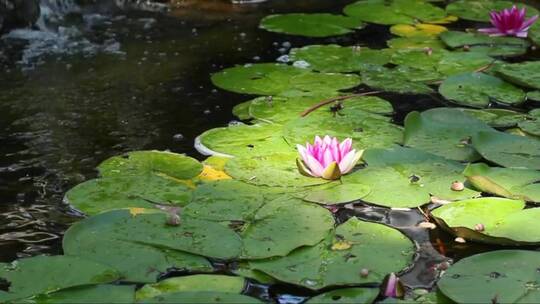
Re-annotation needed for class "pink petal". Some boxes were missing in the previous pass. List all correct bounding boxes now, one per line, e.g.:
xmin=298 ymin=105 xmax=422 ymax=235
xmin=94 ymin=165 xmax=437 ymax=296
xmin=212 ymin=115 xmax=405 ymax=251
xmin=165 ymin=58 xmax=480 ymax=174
xmin=322 ymin=148 xmax=334 ymax=168
xmin=338 ymin=149 xmax=357 ymax=174
xmin=322 ymin=135 xmax=332 ymax=145
xmin=305 ymin=154 xmax=324 ymax=177
xmin=522 ymin=15 xmax=539 ymax=29
xmin=339 ymin=138 xmax=352 ymax=158
xmin=297 ymin=144 xmax=310 ymax=164
xmin=384 ymin=273 xmax=399 ymax=298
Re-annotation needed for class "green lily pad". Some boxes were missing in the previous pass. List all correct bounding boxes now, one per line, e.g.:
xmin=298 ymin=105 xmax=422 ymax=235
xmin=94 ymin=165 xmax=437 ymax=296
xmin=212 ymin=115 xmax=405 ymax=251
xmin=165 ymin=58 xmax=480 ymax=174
xmin=139 ymin=291 xmax=262 ymax=304
xmin=527 ymin=91 xmax=540 ymax=102
xmin=232 ymin=101 xmax=253 ymax=120
xmin=440 ymin=31 xmax=530 ymax=56
xmin=472 ymin=131 xmax=540 ymax=170
xmin=259 ymin=14 xmax=365 ymax=37
xmin=361 ymin=65 xmax=434 ymax=94
xmin=306 ymin=288 xmax=379 ymax=304
xmin=464 ymin=163 xmax=540 ymax=202
xmin=196 ymin=123 xmax=293 ymax=157
xmin=445 ymin=0 xmax=538 ymax=22
xmin=0 ymin=256 xmax=119 ymax=302
xmin=387 ymin=36 xmax=446 ymax=50
xmin=518 ymin=118 xmax=540 ymax=137
xmin=249 ymin=217 xmax=414 ymax=290
xmin=438 ymin=250 xmax=540 ymax=303
xmin=31 ymin=285 xmax=135 ymax=304
xmin=64 ymin=175 xmax=192 ymax=216
xmin=439 ymin=73 xmax=526 ymax=108
xmin=283 ymin=113 xmax=402 ymax=152
xmin=342 ymin=147 xmax=479 ymax=208
xmin=390 ymin=23 xmax=448 ymax=38
xmin=458 ymin=108 xmax=529 ymax=128
xmin=432 ymin=197 xmax=540 ymax=245
xmin=98 ymin=150 xmax=202 ymax=180
xmin=301 ymin=183 xmax=371 ymax=205
xmin=225 ymin=153 xmax=328 ymax=187
xmin=531 ymin=22 xmax=540 ymax=46
xmin=403 ymin=108 xmax=494 ymax=161
xmin=344 ymin=0 xmax=446 ymax=25
xmin=495 ymin=61 xmax=540 ymax=90
xmin=211 ymin=63 xmax=361 ymax=96
xmin=288 ymin=45 xmax=391 ymax=73
xmin=63 ymin=209 xmax=242 ymax=261
xmin=136 ymin=275 xmax=246 ymax=300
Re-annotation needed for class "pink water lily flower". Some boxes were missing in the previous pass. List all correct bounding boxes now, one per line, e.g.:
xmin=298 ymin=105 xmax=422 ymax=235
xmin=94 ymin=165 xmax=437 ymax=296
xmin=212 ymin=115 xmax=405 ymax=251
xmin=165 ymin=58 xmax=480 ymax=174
xmin=296 ymin=135 xmax=363 ymax=180
xmin=478 ymin=5 xmax=538 ymax=38
xmin=384 ymin=273 xmax=400 ymax=298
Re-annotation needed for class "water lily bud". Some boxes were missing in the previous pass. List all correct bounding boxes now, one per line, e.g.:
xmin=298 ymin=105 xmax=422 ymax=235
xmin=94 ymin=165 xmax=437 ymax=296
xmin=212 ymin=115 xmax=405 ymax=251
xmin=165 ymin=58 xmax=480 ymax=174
xmin=451 ymin=181 xmax=464 ymax=191
xmin=360 ymin=268 xmax=370 ymax=277
xmin=474 ymin=223 xmax=485 ymax=231
xmin=166 ymin=214 xmax=181 ymax=226
xmin=438 ymin=261 xmax=450 ymax=271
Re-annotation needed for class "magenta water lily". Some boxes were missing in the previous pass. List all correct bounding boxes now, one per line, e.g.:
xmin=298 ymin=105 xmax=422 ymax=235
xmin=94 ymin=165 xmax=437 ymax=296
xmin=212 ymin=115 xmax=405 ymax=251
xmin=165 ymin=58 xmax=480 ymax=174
xmin=478 ymin=5 xmax=538 ymax=38
xmin=296 ymin=135 xmax=363 ymax=180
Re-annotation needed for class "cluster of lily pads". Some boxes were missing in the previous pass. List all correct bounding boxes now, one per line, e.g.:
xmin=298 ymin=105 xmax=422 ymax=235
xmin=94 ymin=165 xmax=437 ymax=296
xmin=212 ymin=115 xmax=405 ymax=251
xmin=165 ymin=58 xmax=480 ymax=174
xmin=2 ymin=0 xmax=540 ymax=303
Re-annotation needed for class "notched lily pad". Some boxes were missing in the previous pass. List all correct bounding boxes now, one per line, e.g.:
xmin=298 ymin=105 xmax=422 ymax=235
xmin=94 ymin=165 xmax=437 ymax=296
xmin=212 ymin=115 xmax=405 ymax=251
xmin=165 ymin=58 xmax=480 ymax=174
xmin=260 ymin=14 xmax=365 ymax=37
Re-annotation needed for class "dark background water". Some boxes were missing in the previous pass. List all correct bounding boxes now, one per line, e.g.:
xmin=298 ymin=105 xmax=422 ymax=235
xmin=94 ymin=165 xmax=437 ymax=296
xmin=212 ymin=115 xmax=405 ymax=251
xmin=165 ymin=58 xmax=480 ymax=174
xmin=0 ymin=0 xmax=539 ymax=300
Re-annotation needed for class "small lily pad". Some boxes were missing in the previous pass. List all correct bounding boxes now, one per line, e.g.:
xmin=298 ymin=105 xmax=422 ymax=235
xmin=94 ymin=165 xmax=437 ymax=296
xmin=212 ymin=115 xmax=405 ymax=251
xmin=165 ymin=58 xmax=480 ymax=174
xmin=472 ymin=131 xmax=540 ymax=170
xmin=0 ymin=256 xmax=119 ymax=302
xmin=344 ymin=0 xmax=447 ymax=25
xmin=464 ymin=163 xmax=540 ymax=202
xmin=211 ymin=63 xmax=361 ymax=96
xmin=306 ymin=288 xmax=379 ymax=304
xmin=403 ymin=108 xmax=494 ymax=161
xmin=387 ymin=36 xmax=446 ymax=50
xmin=136 ymin=275 xmax=246 ymax=300
xmin=438 ymin=250 xmax=540 ymax=303
xmin=260 ymin=14 xmax=365 ymax=37
xmin=288 ymin=45 xmax=391 ymax=73
xmin=249 ymin=217 xmax=414 ymax=290
xmin=390 ymin=23 xmax=447 ymax=37
xmin=440 ymin=31 xmax=530 ymax=56
xmin=439 ymin=73 xmax=526 ymax=108
xmin=361 ymin=65 xmax=434 ymax=94
xmin=494 ymin=61 xmax=540 ymax=90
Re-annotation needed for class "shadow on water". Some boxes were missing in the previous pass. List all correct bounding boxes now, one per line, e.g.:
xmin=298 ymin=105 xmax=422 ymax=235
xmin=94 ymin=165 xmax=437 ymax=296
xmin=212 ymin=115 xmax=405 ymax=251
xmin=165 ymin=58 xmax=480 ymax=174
xmin=0 ymin=0 xmax=539 ymax=302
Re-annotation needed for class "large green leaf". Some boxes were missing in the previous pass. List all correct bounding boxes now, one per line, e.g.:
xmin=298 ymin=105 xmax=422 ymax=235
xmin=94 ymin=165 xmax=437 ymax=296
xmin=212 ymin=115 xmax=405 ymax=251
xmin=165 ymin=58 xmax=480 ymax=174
xmin=344 ymin=0 xmax=446 ymax=25
xmin=63 ymin=209 xmax=242 ymax=260
xmin=288 ymin=45 xmax=391 ymax=73
xmin=403 ymin=108 xmax=494 ymax=161
xmin=360 ymin=65 xmax=434 ymax=94
xmin=446 ymin=0 xmax=538 ymax=22
xmin=464 ymin=163 xmax=540 ymax=202
xmin=439 ymin=31 xmax=530 ymax=56
xmin=342 ymin=147 xmax=479 ymax=208
xmin=259 ymin=14 xmax=365 ymax=37
xmin=0 ymin=256 xmax=119 ymax=302
xmin=432 ymin=197 xmax=540 ymax=245
xmin=472 ymin=131 xmax=540 ymax=170
xmin=494 ymin=61 xmax=540 ymax=90
xmin=136 ymin=275 xmax=246 ymax=300
xmin=306 ymin=288 xmax=379 ymax=304
xmin=250 ymin=217 xmax=414 ymax=290
xmin=438 ymin=250 xmax=540 ymax=303
xmin=98 ymin=150 xmax=202 ymax=180
xmin=31 ymin=285 xmax=135 ymax=304
xmin=458 ymin=108 xmax=529 ymax=128
xmin=211 ymin=63 xmax=361 ymax=96
xmin=64 ymin=175 xmax=192 ymax=216
xmin=439 ymin=73 xmax=525 ymax=108
xmin=139 ymin=291 xmax=262 ymax=304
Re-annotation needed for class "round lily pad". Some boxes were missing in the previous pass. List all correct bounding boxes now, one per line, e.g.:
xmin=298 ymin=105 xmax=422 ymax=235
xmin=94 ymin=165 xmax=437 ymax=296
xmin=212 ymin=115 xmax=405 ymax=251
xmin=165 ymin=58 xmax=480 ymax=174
xmin=344 ymin=0 xmax=446 ymax=25
xmin=518 ymin=118 xmax=540 ymax=137
xmin=301 ymin=183 xmax=371 ymax=205
xmin=458 ymin=108 xmax=529 ymax=128
xmin=288 ymin=45 xmax=391 ymax=73
xmin=249 ymin=217 xmax=415 ymax=290
xmin=306 ymin=288 xmax=379 ymax=304
xmin=464 ymin=163 xmax=540 ymax=202
xmin=342 ymin=146 xmax=479 ymax=208
xmin=472 ymin=131 xmax=540 ymax=170
xmin=438 ymin=250 xmax=540 ymax=303
xmin=390 ymin=23 xmax=447 ymax=37
xmin=32 ymin=285 xmax=135 ymax=304
xmin=139 ymin=291 xmax=262 ymax=304
xmin=439 ymin=31 xmax=530 ymax=57
xmin=0 ymin=256 xmax=119 ymax=302
xmin=98 ymin=150 xmax=202 ymax=180
xmin=403 ymin=108 xmax=494 ymax=162
xmin=495 ymin=61 xmax=540 ymax=90
xmin=260 ymin=14 xmax=365 ymax=37
xmin=360 ymin=65 xmax=434 ymax=94
xmin=211 ymin=63 xmax=361 ymax=96
xmin=136 ymin=275 xmax=246 ymax=300
xmin=64 ymin=175 xmax=193 ymax=216
xmin=439 ymin=73 xmax=526 ymax=108
xmin=445 ymin=0 xmax=538 ymax=22
xmin=527 ymin=91 xmax=540 ymax=102
xmin=432 ymin=197 xmax=540 ymax=245
xmin=232 ymin=101 xmax=253 ymax=120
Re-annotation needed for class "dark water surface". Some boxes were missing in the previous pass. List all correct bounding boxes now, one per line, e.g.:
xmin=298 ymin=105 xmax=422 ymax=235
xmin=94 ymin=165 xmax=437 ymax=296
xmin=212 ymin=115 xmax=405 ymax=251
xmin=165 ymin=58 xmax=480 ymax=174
xmin=0 ymin=0 xmax=539 ymax=301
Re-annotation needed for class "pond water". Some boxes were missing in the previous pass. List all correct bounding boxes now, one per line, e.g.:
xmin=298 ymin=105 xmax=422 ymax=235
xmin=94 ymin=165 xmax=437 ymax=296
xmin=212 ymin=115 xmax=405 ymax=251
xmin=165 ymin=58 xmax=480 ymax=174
xmin=0 ymin=0 xmax=539 ymax=302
